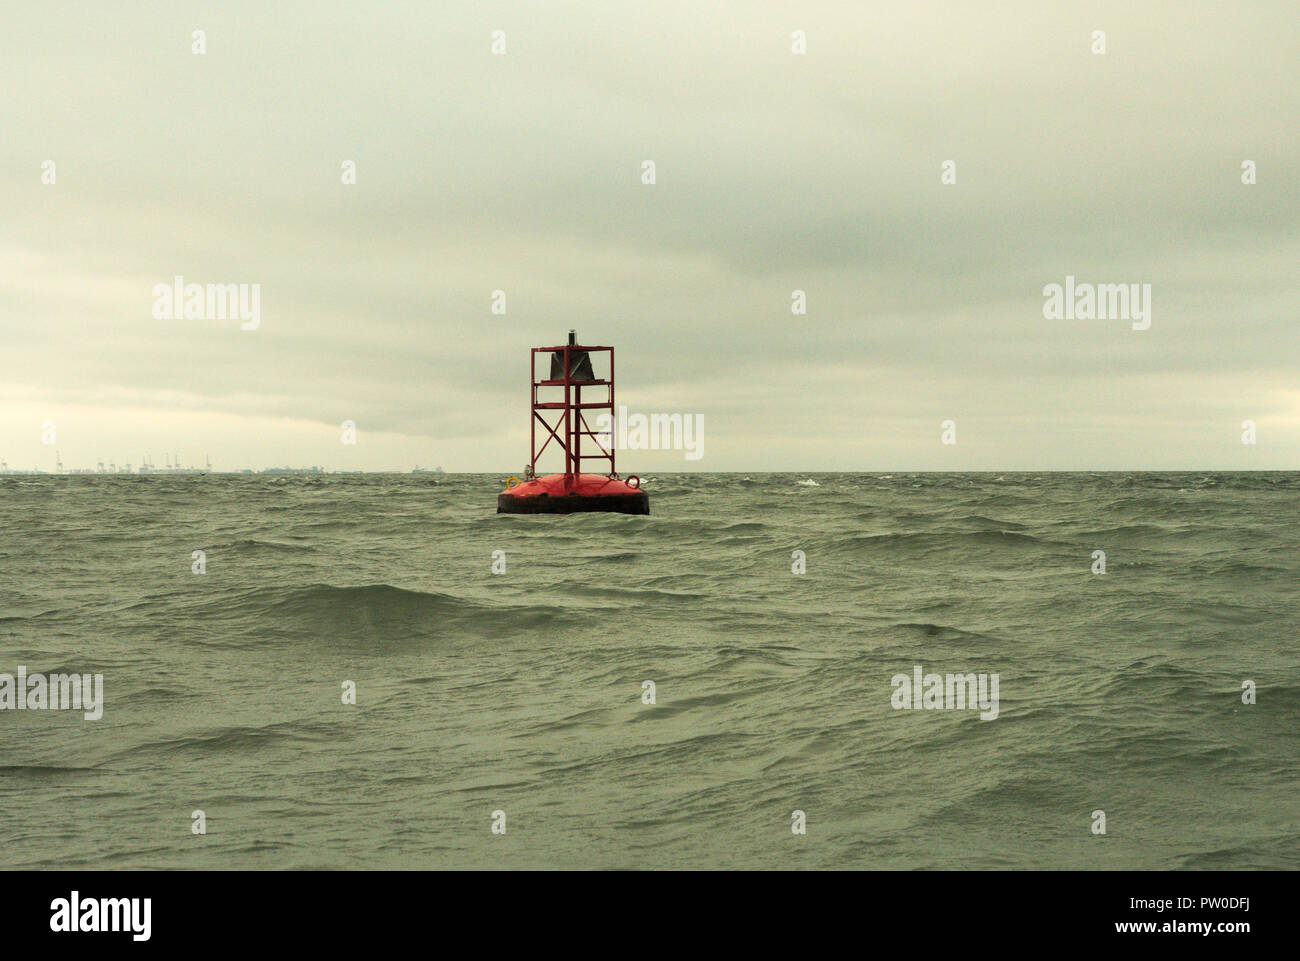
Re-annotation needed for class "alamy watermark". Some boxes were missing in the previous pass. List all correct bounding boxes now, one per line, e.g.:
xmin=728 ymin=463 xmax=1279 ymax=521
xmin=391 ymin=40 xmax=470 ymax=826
xmin=50 ymin=892 xmax=150 ymax=941
xmin=1043 ymin=275 xmax=1151 ymax=330
xmin=152 ymin=275 xmax=260 ymax=330
xmin=891 ymin=665 xmax=999 ymax=720
xmin=0 ymin=667 xmax=103 ymax=719
xmin=591 ymin=406 xmax=703 ymax=461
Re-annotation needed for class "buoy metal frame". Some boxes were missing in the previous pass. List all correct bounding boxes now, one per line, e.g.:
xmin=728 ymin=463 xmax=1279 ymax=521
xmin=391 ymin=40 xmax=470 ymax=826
xmin=497 ymin=331 xmax=649 ymax=515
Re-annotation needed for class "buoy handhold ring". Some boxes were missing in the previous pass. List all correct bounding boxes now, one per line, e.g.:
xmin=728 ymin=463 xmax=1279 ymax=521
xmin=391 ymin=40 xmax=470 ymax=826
xmin=626 ymin=475 xmax=641 ymax=489
xmin=506 ymin=476 xmax=521 ymax=489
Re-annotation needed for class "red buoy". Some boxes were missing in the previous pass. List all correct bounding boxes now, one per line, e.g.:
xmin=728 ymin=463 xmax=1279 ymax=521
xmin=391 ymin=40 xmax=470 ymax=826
xmin=497 ymin=331 xmax=649 ymax=515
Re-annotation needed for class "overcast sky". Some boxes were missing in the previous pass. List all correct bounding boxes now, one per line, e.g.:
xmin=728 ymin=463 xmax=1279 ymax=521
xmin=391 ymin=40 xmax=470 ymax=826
xmin=2 ymin=1 xmax=1296 ymax=472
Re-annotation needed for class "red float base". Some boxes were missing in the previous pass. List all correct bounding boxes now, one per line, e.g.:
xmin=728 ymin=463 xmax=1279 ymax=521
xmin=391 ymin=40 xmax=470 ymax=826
xmin=497 ymin=473 xmax=649 ymax=515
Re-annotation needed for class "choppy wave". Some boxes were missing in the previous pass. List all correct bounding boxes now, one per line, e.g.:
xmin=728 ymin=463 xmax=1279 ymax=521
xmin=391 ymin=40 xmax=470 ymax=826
xmin=1 ymin=471 xmax=1296 ymax=869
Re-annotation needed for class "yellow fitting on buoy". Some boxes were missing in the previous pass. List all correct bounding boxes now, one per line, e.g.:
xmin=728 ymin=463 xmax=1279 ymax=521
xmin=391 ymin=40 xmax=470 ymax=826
xmin=505 ymin=476 xmax=521 ymax=489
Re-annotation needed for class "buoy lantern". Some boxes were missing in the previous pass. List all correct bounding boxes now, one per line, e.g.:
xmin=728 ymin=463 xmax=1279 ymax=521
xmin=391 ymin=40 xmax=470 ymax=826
xmin=497 ymin=331 xmax=649 ymax=515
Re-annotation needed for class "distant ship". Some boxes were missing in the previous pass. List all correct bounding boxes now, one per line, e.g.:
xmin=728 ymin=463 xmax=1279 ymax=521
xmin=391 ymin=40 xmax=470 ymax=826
xmin=261 ymin=466 xmax=324 ymax=475
xmin=412 ymin=465 xmax=445 ymax=475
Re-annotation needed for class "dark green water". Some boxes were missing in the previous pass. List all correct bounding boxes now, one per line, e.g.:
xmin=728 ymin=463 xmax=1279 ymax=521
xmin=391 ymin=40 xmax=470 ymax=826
xmin=1 ymin=472 xmax=1296 ymax=868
